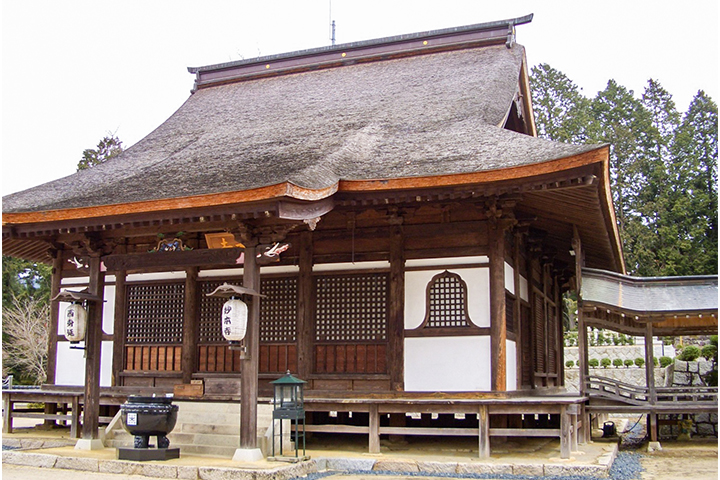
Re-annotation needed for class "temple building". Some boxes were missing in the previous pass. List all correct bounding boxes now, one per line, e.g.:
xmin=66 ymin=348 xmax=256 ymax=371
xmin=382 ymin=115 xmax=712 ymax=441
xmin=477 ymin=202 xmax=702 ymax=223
xmin=5 ymin=14 xmax=712 ymax=458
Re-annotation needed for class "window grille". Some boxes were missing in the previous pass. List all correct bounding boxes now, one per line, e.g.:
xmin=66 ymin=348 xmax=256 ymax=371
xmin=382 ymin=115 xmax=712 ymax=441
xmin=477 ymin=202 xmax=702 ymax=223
xmin=199 ymin=276 xmax=298 ymax=344
xmin=425 ymin=271 xmax=471 ymax=328
xmin=126 ymin=282 xmax=184 ymax=344
xmin=260 ymin=276 xmax=297 ymax=343
xmin=199 ymin=280 xmax=228 ymax=344
xmin=315 ymin=273 xmax=388 ymax=342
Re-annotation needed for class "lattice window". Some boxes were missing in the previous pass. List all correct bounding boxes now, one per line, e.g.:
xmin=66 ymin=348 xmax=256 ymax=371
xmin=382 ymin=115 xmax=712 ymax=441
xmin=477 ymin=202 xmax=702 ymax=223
xmin=315 ymin=273 xmax=388 ymax=342
xmin=199 ymin=276 xmax=298 ymax=344
xmin=424 ymin=271 xmax=471 ymax=328
xmin=198 ymin=280 xmax=229 ymax=344
xmin=126 ymin=282 xmax=184 ymax=344
xmin=260 ymin=276 xmax=297 ymax=343
xmin=506 ymin=293 xmax=515 ymax=334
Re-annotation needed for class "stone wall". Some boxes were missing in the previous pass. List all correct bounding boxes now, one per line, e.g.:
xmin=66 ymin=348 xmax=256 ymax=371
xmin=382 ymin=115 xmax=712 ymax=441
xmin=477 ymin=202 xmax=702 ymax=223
xmin=564 ymin=367 xmax=666 ymax=392
xmin=659 ymin=360 xmax=717 ymax=439
xmin=564 ymin=342 xmax=676 ymax=365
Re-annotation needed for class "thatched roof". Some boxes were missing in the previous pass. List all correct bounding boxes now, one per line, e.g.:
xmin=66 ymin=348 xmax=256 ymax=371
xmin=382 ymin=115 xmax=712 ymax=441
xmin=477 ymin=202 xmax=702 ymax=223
xmin=2 ymin=16 xmax=623 ymax=272
xmin=3 ymin=22 xmax=595 ymax=215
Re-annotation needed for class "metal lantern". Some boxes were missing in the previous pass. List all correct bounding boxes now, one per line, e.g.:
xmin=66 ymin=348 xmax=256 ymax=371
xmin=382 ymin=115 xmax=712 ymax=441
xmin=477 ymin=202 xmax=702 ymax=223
xmin=64 ymin=301 xmax=87 ymax=343
xmin=221 ymin=297 xmax=248 ymax=343
xmin=270 ymin=371 xmax=308 ymax=460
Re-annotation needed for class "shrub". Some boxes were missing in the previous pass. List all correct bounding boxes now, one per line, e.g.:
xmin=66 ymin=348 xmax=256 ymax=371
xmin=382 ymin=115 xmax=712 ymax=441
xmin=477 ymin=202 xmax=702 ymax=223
xmin=653 ymin=357 xmax=659 ymax=366
xmin=589 ymin=358 xmax=599 ymax=368
xmin=659 ymin=356 xmax=673 ymax=368
xmin=565 ymin=360 xmax=574 ymax=368
xmin=624 ymin=359 xmax=634 ymax=368
xmin=678 ymin=345 xmax=701 ymax=361
xmin=600 ymin=358 xmax=611 ymax=368
xmin=701 ymin=344 xmax=717 ymax=361
xmin=613 ymin=358 xmax=624 ymax=368
xmin=634 ymin=357 xmax=645 ymax=368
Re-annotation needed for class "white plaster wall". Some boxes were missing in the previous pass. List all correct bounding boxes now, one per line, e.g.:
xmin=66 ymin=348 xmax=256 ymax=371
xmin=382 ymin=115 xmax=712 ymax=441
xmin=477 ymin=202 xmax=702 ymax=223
xmin=404 ymin=268 xmax=490 ymax=330
xmin=312 ymin=261 xmax=389 ymax=272
xmin=55 ymin=341 xmax=113 ymax=387
xmin=405 ymin=256 xmax=489 ymax=268
xmin=504 ymin=262 xmax=515 ymax=294
xmin=506 ymin=340 xmax=517 ymax=391
xmin=103 ymin=285 xmax=115 ymax=334
xmin=126 ymin=271 xmax=186 ymax=282
xmin=405 ymin=336 xmax=491 ymax=391
xmin=519 ymin=275 xmax=529 ymax=302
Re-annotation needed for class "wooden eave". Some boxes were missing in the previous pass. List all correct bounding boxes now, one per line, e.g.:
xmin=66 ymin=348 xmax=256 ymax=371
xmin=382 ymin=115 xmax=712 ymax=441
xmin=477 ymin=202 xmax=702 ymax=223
xmin=3 ymin=145 xmax=623 ymax=272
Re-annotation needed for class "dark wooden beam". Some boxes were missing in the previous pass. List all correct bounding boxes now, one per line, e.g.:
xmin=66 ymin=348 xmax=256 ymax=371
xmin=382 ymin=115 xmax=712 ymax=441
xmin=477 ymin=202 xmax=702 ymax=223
xmin=46 ymin=250 xmax=63 ymax=385
xmin=240 ymin=244 xmax=260 ymax=449
xmin=297 ymin=231 xmax=314 ymax=380
xmin=103 ymin=248 xmax=244 ymax=271
xmin=111 ymin=270 xmax=127 ymax=386
xmin=489 ymin=220 xmax=510 ymax=391
xmin=388 ymin=225 xmax=405 ymax=391
xmin=182 ymin=267 xmax=199 ymax=384
xmin=82 ymin=255 xmax=105 ymax=440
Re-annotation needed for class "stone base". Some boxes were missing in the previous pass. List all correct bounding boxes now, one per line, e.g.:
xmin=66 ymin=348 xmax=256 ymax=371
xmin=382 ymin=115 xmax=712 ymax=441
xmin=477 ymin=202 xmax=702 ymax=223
xmin=268 ymin=455 xmax=310 ymax=463
xmin=117 ymin=447 xmax=180 ymax=461
xmin=232 ymin=447 xmax=264 ymax=462
xmin=74 ymin=438 xmax=105 ymax=450
xmin=647 ymin=441 xmax=663 ymax=453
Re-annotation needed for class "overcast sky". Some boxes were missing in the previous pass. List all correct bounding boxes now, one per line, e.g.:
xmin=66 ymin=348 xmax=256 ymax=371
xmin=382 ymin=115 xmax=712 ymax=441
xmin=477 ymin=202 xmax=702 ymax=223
xmin=2 ymin=1 xmax=718 ymax=197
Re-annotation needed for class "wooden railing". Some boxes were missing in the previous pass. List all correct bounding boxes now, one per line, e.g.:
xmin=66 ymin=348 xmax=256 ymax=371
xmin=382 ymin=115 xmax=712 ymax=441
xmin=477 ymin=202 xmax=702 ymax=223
xmin=586 ymin=375 xmax=718 ymax=406
xmin=586 ymin=375 xmax=649 ymax=405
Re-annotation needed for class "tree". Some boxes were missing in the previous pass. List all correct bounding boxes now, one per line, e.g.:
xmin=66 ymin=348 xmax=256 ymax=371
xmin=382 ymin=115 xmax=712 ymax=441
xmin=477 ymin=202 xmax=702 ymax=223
xmin=77 ymin=133 xmax=123 ymax=171
xmin=530 ymin=63 xmax=593 ymax=144
xmin=530 ymin=65 xmax=718 ymax=276
xmin=664 ymin=91 xmax=718 ymax=275
xmin=589 ymin=80 xmax=656 ymax=274
xmin=2 ymin=295 xmax=50 ymax=384
xmin=2 ymin=255 xmax=51 ymax=306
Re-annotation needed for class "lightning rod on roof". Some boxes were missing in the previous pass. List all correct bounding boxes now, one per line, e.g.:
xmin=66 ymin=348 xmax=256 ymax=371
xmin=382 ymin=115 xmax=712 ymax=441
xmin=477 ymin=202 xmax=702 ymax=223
xmin=329 ymin=0 xmax=336 ymax=46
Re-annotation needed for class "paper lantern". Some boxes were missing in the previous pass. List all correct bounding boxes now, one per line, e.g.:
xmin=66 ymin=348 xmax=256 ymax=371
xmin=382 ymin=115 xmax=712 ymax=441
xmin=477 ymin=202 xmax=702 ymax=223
xmin=64 ymin=302 xmax=87 ymax=343
xmin=221 ymin=297 xmax=248 ymax=342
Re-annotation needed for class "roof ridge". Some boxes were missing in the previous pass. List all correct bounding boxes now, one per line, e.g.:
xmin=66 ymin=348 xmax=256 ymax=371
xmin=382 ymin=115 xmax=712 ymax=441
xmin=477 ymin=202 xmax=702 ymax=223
xmin=188 ymin=14 xmax=533 ymax=74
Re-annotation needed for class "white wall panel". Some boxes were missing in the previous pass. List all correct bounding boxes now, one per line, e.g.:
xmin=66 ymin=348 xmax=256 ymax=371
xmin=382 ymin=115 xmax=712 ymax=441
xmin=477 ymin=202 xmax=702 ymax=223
xmin=506 ymin=340 xmax=517 ymax=391
xmin=404 ymin=336 xmax=491 ymax=391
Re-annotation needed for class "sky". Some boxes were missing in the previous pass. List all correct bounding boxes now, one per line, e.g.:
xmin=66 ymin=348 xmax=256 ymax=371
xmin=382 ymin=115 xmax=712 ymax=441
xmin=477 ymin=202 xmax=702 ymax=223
xmin=1 ymin=1 xmax=718 ymax=196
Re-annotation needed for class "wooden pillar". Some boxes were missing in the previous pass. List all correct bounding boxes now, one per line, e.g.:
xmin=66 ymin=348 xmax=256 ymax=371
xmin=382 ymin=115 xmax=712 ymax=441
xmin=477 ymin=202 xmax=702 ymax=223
xmin=368 ymin=403 xmax=380 ymax=453
xmin=388 ymin=225 xmax=405 ymax=391
xmin=82 ymin=255 xmax=105 ymax=440
xmin=240 ymin=244 xmax=260 ymax=449
xmin=578 ymin=312 xmax=589 ymax=397
xmin=478 ymin=404 xmax=490 ymax=458
xmin=44 ymin=250 xmax=63 ymax=426
xmin=111 ymin=270 xmax=127 ymax=386
xmin=513 ymin=233 xmax=522 ymax=390
xmin=297 ymin=231 xmax=314 ymax=381
xmin=182 ymin=267 xmax=199 ymax=384
xmin=645 ymin=322 xmax=657 ymax=403
xmin=46 ymin=250 xmax=63 ymax=385
xmin=560 ymin=405 xmax=571 ymax=459
xmin=489 ymin=220 xmax=508 ymax=391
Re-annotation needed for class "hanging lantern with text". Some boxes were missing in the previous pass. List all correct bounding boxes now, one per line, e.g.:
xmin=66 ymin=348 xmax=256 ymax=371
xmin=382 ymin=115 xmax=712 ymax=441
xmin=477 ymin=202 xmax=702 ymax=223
xmin=64 ymin=301 xmax=88 ymax=343
xmin=222 ymin=297 xmax=248 ymax=343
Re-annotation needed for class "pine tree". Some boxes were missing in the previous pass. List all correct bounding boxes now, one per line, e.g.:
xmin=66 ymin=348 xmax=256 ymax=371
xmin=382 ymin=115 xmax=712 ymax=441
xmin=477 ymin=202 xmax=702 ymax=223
xmin=529 ymin=63 xmax=592 ymax=144
xmin=77 ymin=133 xmax=123 ymax=171
xmin=589 ymin=80 xmax=655 ymax=274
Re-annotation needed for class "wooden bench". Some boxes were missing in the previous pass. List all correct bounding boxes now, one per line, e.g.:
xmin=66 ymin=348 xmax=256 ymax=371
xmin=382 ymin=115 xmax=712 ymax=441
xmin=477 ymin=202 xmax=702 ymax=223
xmin=2 ymin=385 xmax=168 ymax=438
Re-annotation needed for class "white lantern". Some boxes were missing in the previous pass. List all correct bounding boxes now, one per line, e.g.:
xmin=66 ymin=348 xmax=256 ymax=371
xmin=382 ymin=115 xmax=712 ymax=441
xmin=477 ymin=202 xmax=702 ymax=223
xmin=221 ymin=297 xmax=248 ymax=342
xmin=64 ymin=302 xmax=87 ymax=343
